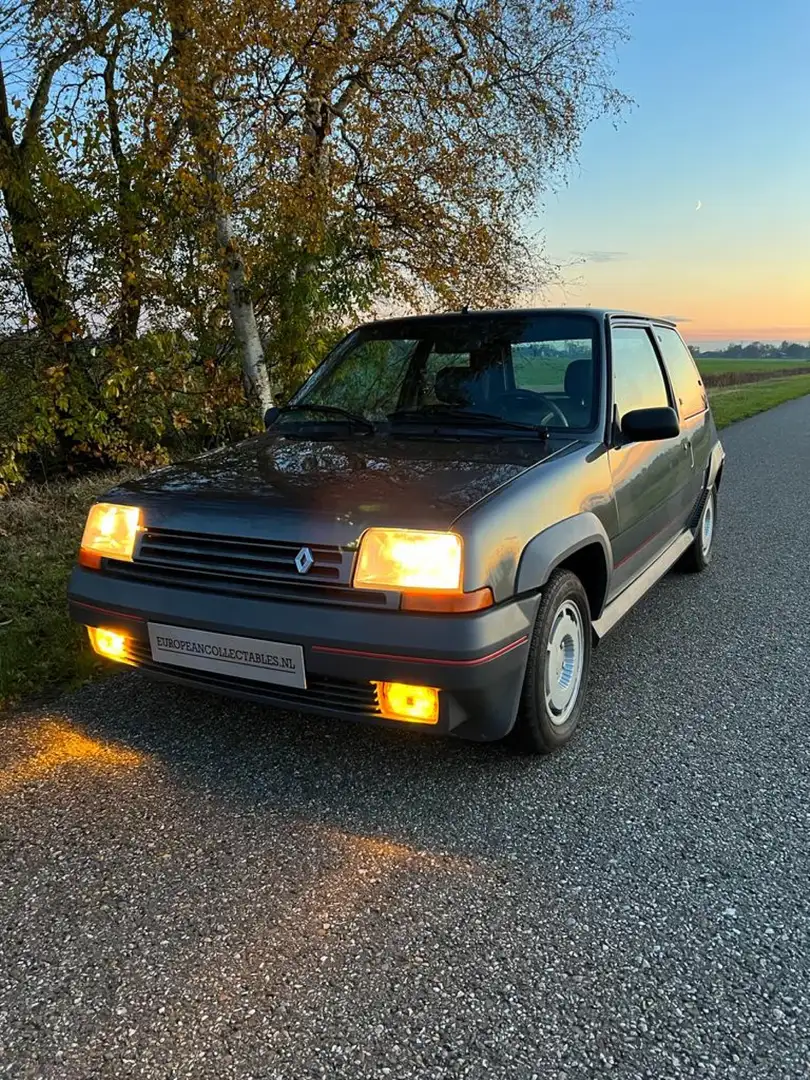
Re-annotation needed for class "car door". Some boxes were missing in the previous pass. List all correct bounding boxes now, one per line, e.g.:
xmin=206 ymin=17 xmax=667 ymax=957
xmin=652 ymin=324 xmax=712 ymax=517
xmin=607 ymin=322 xmax=693 ymax=596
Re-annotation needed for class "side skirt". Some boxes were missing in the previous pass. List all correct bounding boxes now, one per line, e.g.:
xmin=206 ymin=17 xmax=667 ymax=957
xmin=592 ymin=530 xmax=694 ymax=640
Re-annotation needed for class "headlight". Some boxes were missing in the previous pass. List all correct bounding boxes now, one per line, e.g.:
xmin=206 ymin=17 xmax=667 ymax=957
xmin=79 ymin=503 xmax=141 ymax=565
xmin=353 ymin=528 xmax=462 ymax=592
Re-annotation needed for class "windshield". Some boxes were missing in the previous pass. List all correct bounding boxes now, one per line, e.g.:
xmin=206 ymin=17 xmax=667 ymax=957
xmin=290 ymin=313 xmax=600 ymax=433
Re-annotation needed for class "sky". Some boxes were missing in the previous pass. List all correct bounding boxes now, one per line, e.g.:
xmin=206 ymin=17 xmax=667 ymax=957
xmin=532 ymin=0 xmax=810 ymax=345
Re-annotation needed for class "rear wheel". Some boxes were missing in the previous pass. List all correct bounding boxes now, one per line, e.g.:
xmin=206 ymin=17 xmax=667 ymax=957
xmin=512 ymin=569 xmax=592 ymax=754
xmin=679 ymin=486 xmax=716 ymax=573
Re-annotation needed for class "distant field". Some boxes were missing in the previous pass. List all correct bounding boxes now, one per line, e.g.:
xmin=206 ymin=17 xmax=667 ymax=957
xmin=696 ymin=357 xmax=810 ymax=375
xmin=509 ymin=355 xmax=807 ymax=382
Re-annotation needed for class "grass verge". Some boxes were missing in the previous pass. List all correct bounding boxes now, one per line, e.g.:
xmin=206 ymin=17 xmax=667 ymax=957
xmin=701 ymin=366 xmax=810 ymax=389
xmin=707 ymin=373 xmax=810 ymax=429
xmin=0 ymin=473 xmax=129 ymax=708
xmin=2 ymin=376 xmax=810 ymax=708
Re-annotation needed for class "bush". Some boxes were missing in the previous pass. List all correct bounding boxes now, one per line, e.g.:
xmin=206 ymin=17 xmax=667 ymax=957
xmin=0 ymin=472 xmax=135 ymax=705
xmin=0 ymin=331 xmax=261 ymax=494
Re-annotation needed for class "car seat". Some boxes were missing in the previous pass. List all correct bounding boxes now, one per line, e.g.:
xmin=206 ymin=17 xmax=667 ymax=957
xmin=563 ymin=358 xmax=594 ymax=427
xmin=434 ymin=366 xmax=489 ymax=409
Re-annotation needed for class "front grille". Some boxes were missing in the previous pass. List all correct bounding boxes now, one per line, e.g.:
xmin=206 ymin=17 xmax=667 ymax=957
xmin=139 ymin=528 xmax=344 ymax=580
xmin=126 ymin=639 xmax=381 ymax=715
xmin=105 ymin=527 xmax=389 ymax=607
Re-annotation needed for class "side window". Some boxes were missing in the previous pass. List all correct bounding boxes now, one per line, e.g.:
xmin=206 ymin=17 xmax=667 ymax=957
xmin=654 ymin=326 xmax=707 ymax=418
xmin=611 ymin=327 xmax=670 ymax=418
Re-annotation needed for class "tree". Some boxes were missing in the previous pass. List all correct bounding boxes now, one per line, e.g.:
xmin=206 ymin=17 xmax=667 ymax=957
xmin=159 ymin=0 xmax=274 ymax=412
xmin=0 ymin=1 xmax=140 ymax=339
xmin=149 ymin=0 xmax=628 ymax=407
xmin=0 ymin=0 xmax=629 ymax=484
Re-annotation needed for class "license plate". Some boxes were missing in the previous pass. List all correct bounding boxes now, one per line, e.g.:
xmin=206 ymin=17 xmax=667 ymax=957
xmin=147 ymin=623 xmax=306 ymax=688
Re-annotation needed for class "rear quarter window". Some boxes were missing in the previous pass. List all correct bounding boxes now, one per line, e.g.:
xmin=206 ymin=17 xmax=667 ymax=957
xmin=654 ymin=327 xmax=707 ymax=418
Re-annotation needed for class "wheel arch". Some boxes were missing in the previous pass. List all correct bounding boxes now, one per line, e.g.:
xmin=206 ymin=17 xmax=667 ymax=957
xmin=708 ymin=441 xmax=725 ymax=490
xmin=515 ymin=513 xmax=612 ymax=620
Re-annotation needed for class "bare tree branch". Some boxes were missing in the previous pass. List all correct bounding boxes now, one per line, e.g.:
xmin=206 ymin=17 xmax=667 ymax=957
xmin=21 ymin=5 xmax=136 ymax=157
xmin=331 ymin=0 xmax=423 ymax=118
xmin=0 ymin=57 xmax=14 ymax=151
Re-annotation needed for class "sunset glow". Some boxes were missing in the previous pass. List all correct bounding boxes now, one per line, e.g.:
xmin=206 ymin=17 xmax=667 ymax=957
xmin=535 ymin=0 xmax=810 ymax=345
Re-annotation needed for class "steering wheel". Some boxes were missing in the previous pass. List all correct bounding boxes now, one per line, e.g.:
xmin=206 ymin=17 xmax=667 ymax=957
xmin=491 ymin=390 xmax=569 ymax=428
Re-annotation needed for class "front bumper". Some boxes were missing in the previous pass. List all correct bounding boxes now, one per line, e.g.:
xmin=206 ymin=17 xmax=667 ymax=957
xmin=68 ymin=567 xmax=538 ymax=741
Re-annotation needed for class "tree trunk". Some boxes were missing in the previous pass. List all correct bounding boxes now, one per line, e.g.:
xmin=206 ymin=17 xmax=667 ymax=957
xmin=214 ymin=208 xmax=273 ymax=414
xmin=113 ymin=168 xmax=143 ymax=344
xmin=1 ymin=50 xmax=88 ymax=340
xmin=102 ymin=48 xmax=142 ymax=344
xmin=166 ymin=6 xmax=272 ymax=416
xmin=1 ymin=166 xmax=78 ymax=338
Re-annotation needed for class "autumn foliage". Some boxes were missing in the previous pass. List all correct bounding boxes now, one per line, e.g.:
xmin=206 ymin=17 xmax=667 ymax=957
xmin=0 ymin=0 xmax=627 ymax=491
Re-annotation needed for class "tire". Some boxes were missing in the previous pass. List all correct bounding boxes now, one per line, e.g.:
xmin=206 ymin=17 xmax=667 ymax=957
xmin=679 ymin=486 xmax=716 ymax=573
xmin=512 ymin=569 xmax=592 ymax=754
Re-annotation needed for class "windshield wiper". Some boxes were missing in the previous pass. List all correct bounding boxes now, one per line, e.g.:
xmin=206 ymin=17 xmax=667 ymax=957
xmin=266 ymin=403 xmax=375 ymax=433
xmin=387 ymin=407 xmax=548 ymax=438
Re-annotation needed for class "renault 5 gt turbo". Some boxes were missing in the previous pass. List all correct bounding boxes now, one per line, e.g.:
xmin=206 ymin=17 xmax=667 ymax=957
xmin=69 ymin=308 xmax=724 ymax=753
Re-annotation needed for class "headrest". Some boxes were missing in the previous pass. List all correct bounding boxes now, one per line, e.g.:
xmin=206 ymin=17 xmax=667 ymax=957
xmin=434 ymin=366 xmax=484 ymax=406
xmin=564 ymin=357 xmax=592 ymax=403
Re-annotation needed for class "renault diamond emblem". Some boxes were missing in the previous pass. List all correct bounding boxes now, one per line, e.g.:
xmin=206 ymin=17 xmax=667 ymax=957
xmin=295 ymin=546 xmax=314 ymax=575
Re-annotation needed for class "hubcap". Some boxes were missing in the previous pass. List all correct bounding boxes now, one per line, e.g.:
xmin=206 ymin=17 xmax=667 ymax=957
xmin=544 ymin=599 xmax=585 ymax=726
xmin=701 ymin=495 xmax=714 ymax=556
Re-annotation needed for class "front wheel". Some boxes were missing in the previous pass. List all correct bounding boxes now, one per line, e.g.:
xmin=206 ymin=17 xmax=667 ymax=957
xmin=512 ymin=569 xmax=592 ymax=754
xmin=679 ymin=486 xmax=716 ymax=573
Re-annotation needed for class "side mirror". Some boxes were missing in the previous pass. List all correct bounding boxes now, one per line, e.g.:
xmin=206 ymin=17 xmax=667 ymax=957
xmin=620 ymin=406 xmax=680 ymax=442
xmin=264 ymin=406 xmax=280 ymax=429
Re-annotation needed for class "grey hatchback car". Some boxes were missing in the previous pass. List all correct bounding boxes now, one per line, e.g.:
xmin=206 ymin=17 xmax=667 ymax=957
xmin=69 ymin=308 xmax=724 ymax=753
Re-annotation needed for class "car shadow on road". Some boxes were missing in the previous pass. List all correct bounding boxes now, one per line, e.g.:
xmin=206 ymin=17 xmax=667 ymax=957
xmin=61 ymin=652 xmax=625 ymax=865
xmin=56 ymin=572 xmax=708 ymax=876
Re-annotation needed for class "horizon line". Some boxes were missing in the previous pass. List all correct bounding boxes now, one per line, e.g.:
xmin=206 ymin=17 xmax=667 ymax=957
xmin=681 ymin=328 xmax=810 ymax=342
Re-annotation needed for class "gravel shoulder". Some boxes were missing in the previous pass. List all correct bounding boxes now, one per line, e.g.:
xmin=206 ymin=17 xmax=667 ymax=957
xmin=1 ymin=396 xmax=809 ymax=1079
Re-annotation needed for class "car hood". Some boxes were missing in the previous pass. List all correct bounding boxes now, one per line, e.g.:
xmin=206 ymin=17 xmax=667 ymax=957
xmin=107 ymin=432 xmax=577 ymax=543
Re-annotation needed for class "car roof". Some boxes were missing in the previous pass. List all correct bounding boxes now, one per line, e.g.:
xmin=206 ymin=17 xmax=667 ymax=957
xmin=365 ymin=307 xmax=678 ymax=329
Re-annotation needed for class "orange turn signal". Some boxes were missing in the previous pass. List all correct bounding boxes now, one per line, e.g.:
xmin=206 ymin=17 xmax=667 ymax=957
xmin=401 ymin=586 xmax=494 ymax=613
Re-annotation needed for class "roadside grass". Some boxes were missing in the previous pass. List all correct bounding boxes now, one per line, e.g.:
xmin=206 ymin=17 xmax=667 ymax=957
xmin=0 ymin=473 xmax=131 ymax=708
xmin=707 ymin=373 xmax=810 ymax=429
xmin=700 ymin=364 xmax=810 ymax=390
xmin=2 ymin=374 xmax=810 ymax=709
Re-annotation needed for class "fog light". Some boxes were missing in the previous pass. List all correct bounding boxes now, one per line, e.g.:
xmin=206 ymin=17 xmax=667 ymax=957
xmin=87 ymin=626 xmax=128 ymax=661
xmin=377 ymin=682 xmax=439 ymax=724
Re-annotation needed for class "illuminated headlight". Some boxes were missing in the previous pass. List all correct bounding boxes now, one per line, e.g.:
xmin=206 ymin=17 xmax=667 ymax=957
xmin=87 ymin=626 xmax=128 ymax=661
xmin=353 ymin=528 xmax=462 ymax=592
xmin=377 ymin=682 xmax=439 ymax=724
xmin=79 ymin=503 xmax=141 ymax=566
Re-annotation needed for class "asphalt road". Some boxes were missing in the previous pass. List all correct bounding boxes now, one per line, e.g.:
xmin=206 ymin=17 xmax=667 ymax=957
xmin=2 ymin=397 xmax=809 ymax=1080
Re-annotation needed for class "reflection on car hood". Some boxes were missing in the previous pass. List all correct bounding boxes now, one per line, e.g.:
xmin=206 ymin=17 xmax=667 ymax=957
xmin=107 ymin=432 xmax=578 ymax=535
